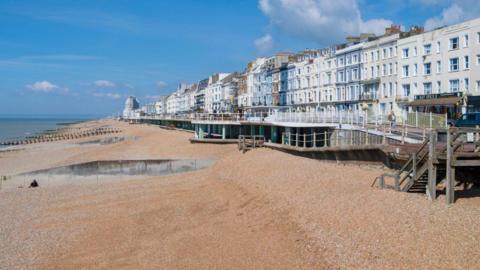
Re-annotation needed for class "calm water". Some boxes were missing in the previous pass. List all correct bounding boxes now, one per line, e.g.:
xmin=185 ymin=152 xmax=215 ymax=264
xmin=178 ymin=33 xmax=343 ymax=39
xmin=0 ymin=118 xmax=90 ymax=143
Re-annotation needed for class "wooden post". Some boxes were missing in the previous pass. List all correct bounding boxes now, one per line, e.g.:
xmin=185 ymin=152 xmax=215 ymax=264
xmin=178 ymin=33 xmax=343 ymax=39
xmin=446 ymin=128 xmax=455 ymax=204
xmin=379 ymin=175 xmax=385 ymax=189
xmin=394 ymin=174 xmax=400 ymax=191
xmin=427 ymin=131 xmax=437 ymax=200
xmin=412 ymin=153 xmax=417 ymax=180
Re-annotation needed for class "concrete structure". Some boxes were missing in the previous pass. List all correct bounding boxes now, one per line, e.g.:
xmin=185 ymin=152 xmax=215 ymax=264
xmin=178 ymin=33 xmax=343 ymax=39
xmin=123 ymin=96 xmax=140 ymax=118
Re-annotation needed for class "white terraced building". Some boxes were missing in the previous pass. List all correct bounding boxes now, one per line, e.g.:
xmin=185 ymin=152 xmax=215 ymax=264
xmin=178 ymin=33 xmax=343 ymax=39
xmin=126 ymin=17 xmax=480 ymax=124
xmin=204 ymin=73 xmax=230 ymax=113
xmin=397 ymin=18 xmax=480 ymax=119
xmin=318 ymin=49 xmax=337 ymax=113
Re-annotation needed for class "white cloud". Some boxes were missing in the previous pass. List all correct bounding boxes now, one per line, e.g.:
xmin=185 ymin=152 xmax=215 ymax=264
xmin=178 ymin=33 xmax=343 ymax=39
xmin=26 ymin=81 xmax=59 ymax=93
xmin=93 ymin=92 xmax=121 ymax=99
xmin=254 ymin=34 xmax=273 ymax=54
xmin=423 ymin=0 xmax=479 ymax=30
xmin=94 ymin=80 xmax=116 ymax=88
xmin=258 ymin=0 xmax=392 ymax=44
xmin=155 ymin=81 xmax=167 ymax=88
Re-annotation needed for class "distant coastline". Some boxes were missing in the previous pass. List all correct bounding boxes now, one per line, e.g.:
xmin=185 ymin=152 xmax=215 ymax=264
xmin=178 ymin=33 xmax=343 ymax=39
xmin=0 ymin=117 xmax=96 ymax=143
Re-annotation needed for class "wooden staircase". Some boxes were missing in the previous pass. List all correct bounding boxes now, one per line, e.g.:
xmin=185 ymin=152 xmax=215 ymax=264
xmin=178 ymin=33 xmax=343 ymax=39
xmin=374 ymin=132 xmax=445 ymax=195
xmin=373 ymin=127 xmax=480 ymax=204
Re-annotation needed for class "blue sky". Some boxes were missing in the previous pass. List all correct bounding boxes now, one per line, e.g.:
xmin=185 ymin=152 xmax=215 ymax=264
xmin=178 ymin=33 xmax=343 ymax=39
xmin=0 ymin=0 xmax=476 ymax=117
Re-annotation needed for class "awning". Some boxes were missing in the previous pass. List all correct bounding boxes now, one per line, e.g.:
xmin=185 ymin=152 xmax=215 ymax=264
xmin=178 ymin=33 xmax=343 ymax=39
xmin=409 ymin=96 xmax=462 ymax=107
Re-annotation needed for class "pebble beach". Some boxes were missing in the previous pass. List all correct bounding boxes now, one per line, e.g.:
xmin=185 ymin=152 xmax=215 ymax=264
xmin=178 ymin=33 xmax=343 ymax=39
xmin=1 ymin=119 xmax=480 ymax=269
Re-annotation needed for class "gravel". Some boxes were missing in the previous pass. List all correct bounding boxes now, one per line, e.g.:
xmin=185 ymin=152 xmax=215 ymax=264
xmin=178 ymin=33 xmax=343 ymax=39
xmin=1 ymin=120 xmax=480 ymax=269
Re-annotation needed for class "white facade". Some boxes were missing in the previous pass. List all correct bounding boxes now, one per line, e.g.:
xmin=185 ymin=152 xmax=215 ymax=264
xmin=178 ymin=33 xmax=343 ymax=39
xmin=123 ymin=17 xmax=480 ymax=121
xmin=397 ymin=18 xmax=480 ymax=116
xmin=204 ymin=73 xmax=230 ymax=113
xmin=245 ymin=58 xmax=266 ymax=109
xmin=318 ymin=51 xmax=337 ymax=111
xmin=362 ymin=33 xmax=400 ymax=115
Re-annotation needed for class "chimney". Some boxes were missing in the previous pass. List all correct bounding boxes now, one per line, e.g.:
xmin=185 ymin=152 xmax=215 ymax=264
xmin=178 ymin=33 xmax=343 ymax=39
xmin=410 ymin=26 xmax=424 ymax=34
xmin=385 ymin=24 xmax=401 ymax=35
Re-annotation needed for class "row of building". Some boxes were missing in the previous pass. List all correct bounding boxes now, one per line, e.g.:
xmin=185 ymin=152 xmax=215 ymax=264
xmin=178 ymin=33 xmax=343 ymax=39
xmin=125 ymin=17 xmax=480 ymax=121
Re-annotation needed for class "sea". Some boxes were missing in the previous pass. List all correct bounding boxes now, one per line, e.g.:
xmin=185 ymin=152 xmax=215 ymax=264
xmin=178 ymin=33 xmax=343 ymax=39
xmin=0 ymin=117 xmax=94 ymax=144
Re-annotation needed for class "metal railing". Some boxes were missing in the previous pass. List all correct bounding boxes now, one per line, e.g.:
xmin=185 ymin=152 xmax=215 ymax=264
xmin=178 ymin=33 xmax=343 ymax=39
xmin=127 ymin=111 xmax=447 ymax=131
xmin=281 ymin=129 xmax=387 ymax=149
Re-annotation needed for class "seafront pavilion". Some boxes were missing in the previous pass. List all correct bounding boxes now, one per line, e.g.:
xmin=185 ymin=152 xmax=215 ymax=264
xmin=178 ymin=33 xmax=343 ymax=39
xmin=126 ymin=110 xmax=480 ymax=204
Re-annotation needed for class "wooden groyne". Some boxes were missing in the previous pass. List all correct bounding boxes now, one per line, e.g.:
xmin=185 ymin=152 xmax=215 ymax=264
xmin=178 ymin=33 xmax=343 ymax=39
xmin=0 ymin=127 xmax=122 ymax=146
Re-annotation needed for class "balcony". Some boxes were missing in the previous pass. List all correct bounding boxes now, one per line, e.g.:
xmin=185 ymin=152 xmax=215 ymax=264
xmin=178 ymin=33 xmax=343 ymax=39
xmin=395 ymin=95 xmax=410 ymax=103
xmin=359 ymin=92 xmax=377 ymax=101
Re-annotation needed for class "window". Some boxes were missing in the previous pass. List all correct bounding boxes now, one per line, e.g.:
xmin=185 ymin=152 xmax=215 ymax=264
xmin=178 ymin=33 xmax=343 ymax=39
xmin=450 ymin=37 xmax=459 ymax=50
xmin=436 ymin=41 xmax=441 ymax=53
xmin=465 ymin=78 xmax=469 ymax=92
xmin=389 ymin=47 xmax=393 ymax=58
xmin=477 ymin=55 xmax=480 ymax=65
xmin=413 ymin=63 xmax=418 ymax=76
xmin=436 ymin=81 xmax=441 ymax=93
xmin=464 ymin=56 xmax=470 ymax=69
xmin=402 ymin=84 xmax=411 ymax=96
xmin=450 ymin=58 xmax=459 ymax=72
xmin=424 ymin=63 xmax=431 ymax=75
xmin=389 ymin=63 xmax=393 ymax=75
xmin=414 ymin=47 xmax=418 ymax=56
xmin=464 ymin=34 xmax=469 ymax=47
xmin=449 ymin=79 xmax=459 ymax=92
xmin=477 ymin=81 xmax=480 ymax=92
xmin=478 ymin=32 xmax=480 ymax=44
xmin=437 ymin=61 xmax=441 ymax=73
xmin=424 ymin=44 xmax=432 ymax=55
xmin=423 ymin=82 xmax=432 ymax=94
xmin=382 ymin=64 xmax=386 ymax=76
xmin=402 ymin=48 xmax=409 ymax=58
xmin=402 ymin=65 xmax=409 ymax=77
xmin=383 ymin=48 xmax=387 ymax=59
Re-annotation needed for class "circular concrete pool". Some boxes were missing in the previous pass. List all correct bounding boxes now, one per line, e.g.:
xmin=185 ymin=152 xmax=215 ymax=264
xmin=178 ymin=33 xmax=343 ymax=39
xmin=2 ymin=159 xmax=213 ymax=189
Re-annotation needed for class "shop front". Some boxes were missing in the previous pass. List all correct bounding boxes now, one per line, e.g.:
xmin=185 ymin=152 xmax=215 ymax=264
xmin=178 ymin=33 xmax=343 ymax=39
xmin=408 ymin=92 xmax=464 ymax=121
